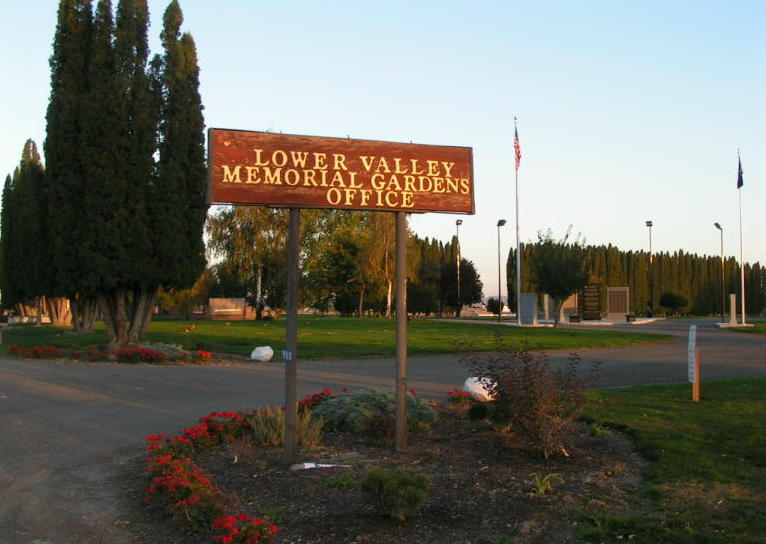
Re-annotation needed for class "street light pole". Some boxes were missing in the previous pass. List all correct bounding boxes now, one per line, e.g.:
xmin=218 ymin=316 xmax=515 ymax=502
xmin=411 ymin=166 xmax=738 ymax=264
xmin=646 ymin=220 xmax=653 ymax=316
xmin=714 ymin=223 xmax=725 ymax=323
xmin=497 ymin=220 xmax=507 ymax=322
xmin=455 ymin=219 xmax=462 ymax=318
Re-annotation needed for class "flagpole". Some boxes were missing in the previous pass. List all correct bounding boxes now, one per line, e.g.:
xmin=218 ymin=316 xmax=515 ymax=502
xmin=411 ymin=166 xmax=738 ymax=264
xmin=514 ymin=117 xmax=522 ymax=326
xmin=738 ymin=151 xmax=746 ymax=324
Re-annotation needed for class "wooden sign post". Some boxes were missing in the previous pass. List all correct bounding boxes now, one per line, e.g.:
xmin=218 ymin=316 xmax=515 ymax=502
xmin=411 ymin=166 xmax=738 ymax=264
xmin=208 ymin=129 xmax=474 ymax=462
xmin=688 ymin=325 xmax=700 ymax=402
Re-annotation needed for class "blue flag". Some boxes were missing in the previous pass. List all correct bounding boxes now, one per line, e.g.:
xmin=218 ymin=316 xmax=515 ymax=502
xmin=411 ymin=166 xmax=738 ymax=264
xmin=737 ymin=156 xmax=744 ymax=188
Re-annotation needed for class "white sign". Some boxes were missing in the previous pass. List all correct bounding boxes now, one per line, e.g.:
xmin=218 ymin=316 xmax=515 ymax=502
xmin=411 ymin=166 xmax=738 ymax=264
xmin=687 ymin=325 xmax=697 ymax=383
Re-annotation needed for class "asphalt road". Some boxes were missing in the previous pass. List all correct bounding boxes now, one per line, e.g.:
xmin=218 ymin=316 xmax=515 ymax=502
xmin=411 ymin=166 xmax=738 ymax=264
xmin=0 ymin=318 xmax=763 ymax=543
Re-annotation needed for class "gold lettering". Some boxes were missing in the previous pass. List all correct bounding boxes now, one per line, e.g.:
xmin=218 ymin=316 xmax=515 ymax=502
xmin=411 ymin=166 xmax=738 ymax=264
xmin=272 ymin=150 xmax=288 ymax=167
xmin=417 ymin=176 xmax=432 ymax=192
xmin=442 ymin=161 xmax=455 ymax=177
xmin=313 ymin=152 xmax=328 ymax=170
xmin=394 ymin=158 xmax=407 ymax=174
xmin=360 ymin=190 xmax=372 ymax=206
xmin=253 ymin=149 xmax=270 ymax=166
xmin=410 ymin=159 xmax=425 ymax=175
xmin=319 ymin=170 xmax=328 ymax=187
xmin=303 ymin=169 xmax=318 ymax=186
xmin=384 ymin=191 xmax=398 ymax=207
xmin=403 ymin=175 xmax=416 ymax=192
xmin=427 ymin=160 xmax=439 ymax=176
xmin=245 ymin=166 xmax=260 ymax=184
xmin=290 ymin=151 xmax=309 ymax=168
xmin=446 ymin=178 xmax=459 ymax=193
xmin=332 ymin=154 xmax=348 ymax=171
xmin=360 ymin=156 xmax=376 ymax=172
xmin=348 ymin=172 xmax=362 ymax=188
xmin=263 ymin=167 xmax=282 ymax=185
xmin=222 ymin=165 xmax=242 ymax=183
xmin=284 ymin=169 xmax=300 ymax=186
xmin=460 ymin=178 xmax=470 ymax=195
xmin=343 ymin=188 xmax=357 ymax=206
xmin=375 ymin=157 xmax=391 ymax=173
xmin=326 ymin=187 xmax=342 ymax=205
xmin=371 ymin=173 xmax=386 ymax=190
xmin=329 ymin=171 xmax=346 ymax=188
xmin=385 ymin=175 xmax=402 ymax=191
xmin=433 ymin=177 xmax=445 ymax=193
xmin=401 ymin=192 xmax=414 ymax=208
xmin=375 ymin=189 xmax=385 ymax=206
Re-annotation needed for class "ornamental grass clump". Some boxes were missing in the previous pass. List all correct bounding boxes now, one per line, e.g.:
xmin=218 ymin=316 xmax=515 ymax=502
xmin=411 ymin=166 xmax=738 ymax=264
xmin=246 ymin=406 xmax=324 ymax=448
xmin=463 ymin=343 xmax=599 ymax=459
xmin=360 ymin=467 xmax=430 ymax=521
xmin=312 ymin=387 xmax=437 ymax=443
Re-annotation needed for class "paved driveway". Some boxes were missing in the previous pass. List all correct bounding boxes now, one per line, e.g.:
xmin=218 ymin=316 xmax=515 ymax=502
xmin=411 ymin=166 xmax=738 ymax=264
xmin=0 ymin=318 xmax=763 ymax=543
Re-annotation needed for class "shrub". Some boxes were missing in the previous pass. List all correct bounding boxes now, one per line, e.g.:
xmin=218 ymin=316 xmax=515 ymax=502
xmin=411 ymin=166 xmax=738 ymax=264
xmin=486 ymin=296 xmax=504 ymax=316
xmin=446 ymin=387 xmax=473 ymax=405
xmin=462 ymin=344 xmax=599 ymax=458
xmin=360 ymin=467 xmax=429 ymax=521
xmin=213 ymin=514 xmax=278 ymax=544
xmin=115 ymin=347 xmax=167 ymax=363
xmin=311 ymin=388 xmax=437 ymax=442
xmin=659 ymin=292 xmax=688 ymax=315
xmin=246 ymin=406 xmax=324 ymax=448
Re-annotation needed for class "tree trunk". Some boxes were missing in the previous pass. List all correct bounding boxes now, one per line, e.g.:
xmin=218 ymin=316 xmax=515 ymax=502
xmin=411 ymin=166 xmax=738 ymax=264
xmin=100 ymin=290 xmax=128 ymax=348
xmin=128 ymin=287 xmax=156 ymax=343
xmin=47 ymin=297 xmax=72 ymax=327
xmin=553 ymin=298 xmax=563 ymax=328
xmin=35 ymin=297 xmax=43 ymax=326
xmin=358 ymin=286 xmax=365 ymax=317
xmin=71 ymin=294 xmax=98 ymax=333
xmin=385 ymin=280 xmax=393 ymax=318
xmin=255 ymin=262 xmax=263 ymax=320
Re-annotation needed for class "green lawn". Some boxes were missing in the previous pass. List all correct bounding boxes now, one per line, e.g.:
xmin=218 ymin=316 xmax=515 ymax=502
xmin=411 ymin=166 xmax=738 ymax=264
xmin=1 ymin=316 xmax=671 ymax=360
xmin=730 ymin=321 xmax=766 ymax=335
xmin=581 ymin=378 xmax=766 ymax=543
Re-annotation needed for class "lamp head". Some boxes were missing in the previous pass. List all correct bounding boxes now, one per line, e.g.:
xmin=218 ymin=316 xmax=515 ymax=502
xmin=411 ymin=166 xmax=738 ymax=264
xmin=497 ymin=219 xmax=507 ymax=227
xmin=714 ymin=222 xmax=722 ymax=230
xmin=645 ymin=220 xmax=653 ymax=227
xmin=456 ymin=219 xmax=463 ymax=226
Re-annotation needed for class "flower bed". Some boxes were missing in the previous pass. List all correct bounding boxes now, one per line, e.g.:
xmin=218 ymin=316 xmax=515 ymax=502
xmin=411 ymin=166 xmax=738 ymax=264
xmin=6 ymin=342 xmax=213 ymax=364
xmin=145 ymin=410 xmax=279 ymax=543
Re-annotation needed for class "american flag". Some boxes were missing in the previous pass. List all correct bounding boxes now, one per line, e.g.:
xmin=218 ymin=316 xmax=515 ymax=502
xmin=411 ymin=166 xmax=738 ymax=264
xmin=514 ymin=127 xmax=521 ymax=170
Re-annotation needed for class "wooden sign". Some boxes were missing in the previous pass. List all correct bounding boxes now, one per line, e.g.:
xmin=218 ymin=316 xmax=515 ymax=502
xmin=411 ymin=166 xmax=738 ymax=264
xmin=208 ymin=129 xmax=474 ymax=214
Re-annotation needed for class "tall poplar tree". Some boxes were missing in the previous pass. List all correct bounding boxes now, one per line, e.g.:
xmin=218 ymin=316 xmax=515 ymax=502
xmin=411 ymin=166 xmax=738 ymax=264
xmin=153 ymin=0 xmax=208 ymax=294
xmin=0 ymin=174 xmax=17 ymax=311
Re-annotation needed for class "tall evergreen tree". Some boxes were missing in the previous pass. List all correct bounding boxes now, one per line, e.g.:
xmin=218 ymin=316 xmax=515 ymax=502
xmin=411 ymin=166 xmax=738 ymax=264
xmin=154 ymin=0 xmax=208 ymax=292
xmin=0 ymin=174 xmax=17 ymax=310
xmin=45 ymin=0 xmax=94 ymax=329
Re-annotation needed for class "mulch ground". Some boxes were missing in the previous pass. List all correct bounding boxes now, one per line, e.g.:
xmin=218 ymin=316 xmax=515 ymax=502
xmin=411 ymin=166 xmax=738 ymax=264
xmin=123 ymin=404 xmax=647 ymax=544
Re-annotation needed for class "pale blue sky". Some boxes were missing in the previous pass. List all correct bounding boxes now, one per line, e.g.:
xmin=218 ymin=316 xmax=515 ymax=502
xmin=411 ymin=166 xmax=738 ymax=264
xmin=2 ymin=1 xmax=763 ymax=297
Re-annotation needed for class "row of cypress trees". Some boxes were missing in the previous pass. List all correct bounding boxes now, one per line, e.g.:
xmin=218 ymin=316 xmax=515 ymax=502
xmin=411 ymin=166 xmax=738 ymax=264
xmin=507 ymin=243 xmax=765 ymax=316
xmin=1 ymin=0 xmax=206 ymax=345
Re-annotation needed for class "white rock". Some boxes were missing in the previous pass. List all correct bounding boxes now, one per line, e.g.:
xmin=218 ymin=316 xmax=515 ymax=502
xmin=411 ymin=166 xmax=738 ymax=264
xmin=463 ymin=377 xmax=495 ymax=402
xmin=250 ymin=346 xmax=274 ymax=362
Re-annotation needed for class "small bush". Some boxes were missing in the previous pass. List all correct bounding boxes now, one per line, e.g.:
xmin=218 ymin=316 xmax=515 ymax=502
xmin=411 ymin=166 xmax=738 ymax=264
xmin=360 ymin=467 xmax=429 ymax=521
xmin=462 ymin=343 xmax=599 ymax=458
xmin=311 ymin=388 xmax=437 ymax=442
xmin=486 ymin=297 xmax=504 ymax=316
xmin=324 ymin=471 xmax=358 ymax=490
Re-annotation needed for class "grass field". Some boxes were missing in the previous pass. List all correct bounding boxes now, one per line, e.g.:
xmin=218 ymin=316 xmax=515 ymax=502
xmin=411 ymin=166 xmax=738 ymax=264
xmin=1 ymin=316 xmax=671 ymax=360
xmin=730 ymin=322 xmax=766 ymax=335
xmin=582 ymin=378 xmax=766 ymax=543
